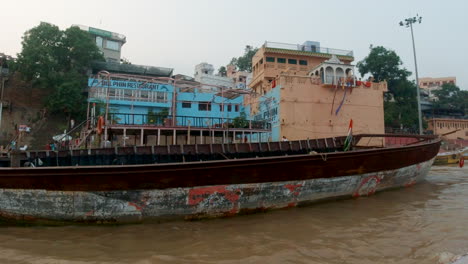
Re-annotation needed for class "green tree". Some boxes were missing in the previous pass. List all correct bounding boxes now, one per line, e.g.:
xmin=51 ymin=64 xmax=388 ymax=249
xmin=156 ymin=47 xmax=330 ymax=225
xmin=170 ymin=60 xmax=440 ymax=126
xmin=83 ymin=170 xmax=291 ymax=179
xmin=218 ymin=66 xmax=227 ymax=77
xmin=229 ymin=45 xmax=258 ymax=72
xmin=432 ymin=83 xmax=468 ymax=115
xmin=16 ymin=22 xmax=104 ymax=118
xmin=357 ymin=45 xmax=411 ymax=92
xmin=357 ymin=46 xmax=421 ymax=131
xmin=384 ymin=80 xmax=421 ymax=130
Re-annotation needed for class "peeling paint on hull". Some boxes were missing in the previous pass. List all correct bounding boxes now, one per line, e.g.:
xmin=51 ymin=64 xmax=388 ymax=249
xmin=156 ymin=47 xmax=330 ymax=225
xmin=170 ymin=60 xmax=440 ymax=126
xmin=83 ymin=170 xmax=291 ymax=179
xmin=0 ymin=158 xmax=434 ymax=224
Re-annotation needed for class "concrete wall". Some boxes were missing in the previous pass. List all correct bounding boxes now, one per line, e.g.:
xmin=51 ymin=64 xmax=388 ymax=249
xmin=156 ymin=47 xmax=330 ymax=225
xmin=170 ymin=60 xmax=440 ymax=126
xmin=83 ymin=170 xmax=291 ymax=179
xmin=277 ymin=75 xmax=386 ymax=140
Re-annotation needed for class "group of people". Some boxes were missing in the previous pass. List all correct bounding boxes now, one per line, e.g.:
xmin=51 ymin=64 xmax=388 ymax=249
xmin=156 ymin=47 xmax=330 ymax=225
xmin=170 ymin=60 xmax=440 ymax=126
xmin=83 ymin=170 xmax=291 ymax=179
xmin=45 ymin=142 xmax=57 ymax=151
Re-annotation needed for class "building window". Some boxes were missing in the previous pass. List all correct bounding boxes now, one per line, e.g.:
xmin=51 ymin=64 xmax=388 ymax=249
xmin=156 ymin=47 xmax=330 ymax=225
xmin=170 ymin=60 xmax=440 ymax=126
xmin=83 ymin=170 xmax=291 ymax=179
xmin=260 ymin=58 xmax=264 ymax=64
xmin=266 ymin=57 xmax=275 ymax=62
xmin=140 ymin=90 xmax=149 ymax=100
xmin=288 ymin=59 xmax=297 ymax=64
xmin=277 ymin=58 xmax=286 ymax=63
xmin=198 ymin=102 xmax=211 ymax=111
xmin=299 ymin=60 xmax=308 ymax=65
xmin=219 ymin=104 xmax=224 ymax=111
xmin=105 ymin=40 xmax=120 ymax=51
xmin=235 ymin=104 xmax=240 ymax=112
xmin=156 ymin=92 xmax=167 ymax=103
xmin=227 ymin=104 xmax=232 ymax=112
xmin=182 ymin=102 xmax=191 ymax=108
xmin=96 ymin=36 xmax=103 ymax=47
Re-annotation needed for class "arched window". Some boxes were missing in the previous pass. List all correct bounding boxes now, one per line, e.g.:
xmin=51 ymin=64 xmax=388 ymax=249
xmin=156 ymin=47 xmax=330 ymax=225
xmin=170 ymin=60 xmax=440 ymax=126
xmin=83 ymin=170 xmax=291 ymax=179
xmin=325 ymin=66 xmax=334 ymax=84
xmin=336 ymin=67 xmax=345 ymax=83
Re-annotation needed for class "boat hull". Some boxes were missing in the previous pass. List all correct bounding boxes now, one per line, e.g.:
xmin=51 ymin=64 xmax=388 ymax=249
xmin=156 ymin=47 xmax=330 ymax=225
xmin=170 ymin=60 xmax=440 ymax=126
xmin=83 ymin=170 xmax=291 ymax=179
xmin=0 ymin=135 xmax=441 ymax=224
xmin=0 ymin=158 xmax=435 ymax=224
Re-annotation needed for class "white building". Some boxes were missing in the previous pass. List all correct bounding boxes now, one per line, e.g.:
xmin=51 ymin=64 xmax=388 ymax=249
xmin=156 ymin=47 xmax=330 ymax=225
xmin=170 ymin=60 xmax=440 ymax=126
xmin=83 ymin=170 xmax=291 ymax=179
xmin=194 ymin=63 xmax=234 ymax=89
xmin=73 ymin=24 xmax=126 ymax=63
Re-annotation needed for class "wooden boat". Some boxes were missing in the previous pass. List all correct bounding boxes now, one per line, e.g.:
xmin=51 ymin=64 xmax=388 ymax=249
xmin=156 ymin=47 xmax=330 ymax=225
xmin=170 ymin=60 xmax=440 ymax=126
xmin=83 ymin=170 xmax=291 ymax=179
xmin=434 ymin=147 xmax=468 ymax=166
xmin=0 ymin=134 xmax=440 ymax=224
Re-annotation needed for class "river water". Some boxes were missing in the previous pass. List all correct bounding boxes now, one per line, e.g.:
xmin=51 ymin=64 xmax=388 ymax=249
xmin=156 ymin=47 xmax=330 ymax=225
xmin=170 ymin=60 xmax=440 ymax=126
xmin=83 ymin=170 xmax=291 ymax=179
xmin=0 ymin=166 xmax=467 ymax=264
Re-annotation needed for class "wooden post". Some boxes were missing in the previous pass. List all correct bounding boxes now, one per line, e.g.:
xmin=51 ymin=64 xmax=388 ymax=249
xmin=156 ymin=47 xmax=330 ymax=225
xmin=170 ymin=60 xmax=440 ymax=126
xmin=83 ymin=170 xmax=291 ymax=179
xmin=173 ymin=129 xmax=176 ymax=145
xmin=10 ymin=150 xmax=21 ymax=168
xmin=140 ymin=129 xmax=144 ymax=146
xmin=200 ymin=130 xmax=203 ymax=144
xmin=157 ymin=129 xmax=161 ymax=146
xmin=233 ymin=131 xmax=236 ymax=143
xmin=187 ymin=120 xmax=191 ymax=144
xmin=123 ymin=128 xmax=126 ymax=147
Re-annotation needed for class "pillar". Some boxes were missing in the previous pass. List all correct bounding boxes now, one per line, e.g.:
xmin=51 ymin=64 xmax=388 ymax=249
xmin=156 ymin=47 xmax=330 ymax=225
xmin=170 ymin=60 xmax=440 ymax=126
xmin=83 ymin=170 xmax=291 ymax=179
xmin=123 ymin=128 xmax=127 ymax=147
xmin=157 ymin=128 xmax=161 ymax=146
xmin=140 ymin=129 xmax=144 ymax=146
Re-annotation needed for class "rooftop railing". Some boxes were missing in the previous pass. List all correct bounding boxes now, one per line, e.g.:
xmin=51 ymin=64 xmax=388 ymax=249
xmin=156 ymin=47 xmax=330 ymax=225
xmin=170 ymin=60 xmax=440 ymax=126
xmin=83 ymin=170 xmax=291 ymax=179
xmin=265 ymin=41 xmax=354 ymax=57
xmin=108 ymin=113 xmax=272 ymax=130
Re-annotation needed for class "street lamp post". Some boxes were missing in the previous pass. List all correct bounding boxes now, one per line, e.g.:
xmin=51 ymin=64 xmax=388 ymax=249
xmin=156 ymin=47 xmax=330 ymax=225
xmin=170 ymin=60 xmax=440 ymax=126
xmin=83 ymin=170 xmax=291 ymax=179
xmin=400 ymin=15 xmax=423 ymax=135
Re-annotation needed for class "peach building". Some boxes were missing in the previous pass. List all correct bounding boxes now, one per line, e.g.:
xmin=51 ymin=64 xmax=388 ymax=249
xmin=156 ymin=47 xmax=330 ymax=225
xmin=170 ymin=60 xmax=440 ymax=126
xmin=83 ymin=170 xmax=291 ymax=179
xmin=419 ymin=76 xmax=456 ymax=90
xmin=226 ymin=65 xmax=250 ymax=89
xmin=246 ymin=41 xmax=387 ymax=142
xmin=428 ymin=118 xmax=468 ymax=140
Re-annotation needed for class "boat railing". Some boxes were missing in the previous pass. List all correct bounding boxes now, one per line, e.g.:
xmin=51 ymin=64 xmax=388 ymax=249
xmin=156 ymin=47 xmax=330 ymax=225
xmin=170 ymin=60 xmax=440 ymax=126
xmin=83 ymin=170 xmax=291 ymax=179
xmin=1 ymin=136 xmax=349 ymax=167
xmin=0 ymin=134 xmax=439 ymax=168
xmin=355 ymin=134 xmax=438 ymax=148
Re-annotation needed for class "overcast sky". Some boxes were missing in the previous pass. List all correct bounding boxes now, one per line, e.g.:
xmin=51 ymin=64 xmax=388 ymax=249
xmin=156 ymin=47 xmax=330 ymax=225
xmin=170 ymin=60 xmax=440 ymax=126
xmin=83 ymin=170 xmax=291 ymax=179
xmin=2 ymin=0 xmax=467 ymax=89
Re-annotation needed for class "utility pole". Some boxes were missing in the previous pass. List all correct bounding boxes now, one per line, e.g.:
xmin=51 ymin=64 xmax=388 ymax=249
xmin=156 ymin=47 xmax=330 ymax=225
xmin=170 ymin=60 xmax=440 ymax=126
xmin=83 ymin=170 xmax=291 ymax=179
xmin=400 ymin=14 xmax=423 ymax=135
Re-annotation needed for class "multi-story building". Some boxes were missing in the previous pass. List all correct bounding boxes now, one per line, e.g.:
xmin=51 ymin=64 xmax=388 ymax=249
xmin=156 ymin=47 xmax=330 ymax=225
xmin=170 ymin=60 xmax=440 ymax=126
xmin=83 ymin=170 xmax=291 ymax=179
xmin=247 ymin=41 xmax=387 ymax=141
xmin=87 ymin=71 xmax=269 ymax=146
xmin=419 ymin=76 xmax=456 ymax=100
xmin=419 ymin=76 xmax=456 ymax=90
xmin=73 ymin=24 xmax=126 ymax=63
xmin=226 ymin=65 xmax=250 ymax=89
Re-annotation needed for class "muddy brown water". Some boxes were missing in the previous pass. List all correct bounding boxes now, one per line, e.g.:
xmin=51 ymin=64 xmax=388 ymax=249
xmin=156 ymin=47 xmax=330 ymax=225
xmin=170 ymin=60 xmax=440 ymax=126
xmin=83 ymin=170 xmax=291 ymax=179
xmin=0 ymin=166 xmax=467 ymax=264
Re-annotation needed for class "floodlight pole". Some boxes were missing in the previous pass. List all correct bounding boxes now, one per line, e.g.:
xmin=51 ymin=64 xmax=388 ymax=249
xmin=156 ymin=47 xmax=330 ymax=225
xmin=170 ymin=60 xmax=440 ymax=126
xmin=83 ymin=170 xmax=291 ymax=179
xmin=400 ymin=15 xmax=423 ymax=135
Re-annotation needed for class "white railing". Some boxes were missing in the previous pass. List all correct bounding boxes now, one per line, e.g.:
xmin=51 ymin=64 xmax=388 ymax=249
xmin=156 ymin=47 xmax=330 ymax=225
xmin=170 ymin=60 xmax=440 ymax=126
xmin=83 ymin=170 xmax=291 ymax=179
xmin=265 ymin=41 xmax=354 ymax=57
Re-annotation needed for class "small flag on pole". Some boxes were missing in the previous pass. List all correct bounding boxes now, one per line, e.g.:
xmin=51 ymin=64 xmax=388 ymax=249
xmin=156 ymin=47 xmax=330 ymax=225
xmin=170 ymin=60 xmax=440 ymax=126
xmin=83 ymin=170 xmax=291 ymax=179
xmin=343 ymin=119 xmax=353 ymax=151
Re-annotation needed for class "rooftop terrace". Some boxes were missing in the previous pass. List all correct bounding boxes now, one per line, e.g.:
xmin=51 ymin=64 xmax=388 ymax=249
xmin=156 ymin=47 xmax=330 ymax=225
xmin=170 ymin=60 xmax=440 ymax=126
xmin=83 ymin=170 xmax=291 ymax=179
xmin=264 ymin=41 xmax=354 ymax=58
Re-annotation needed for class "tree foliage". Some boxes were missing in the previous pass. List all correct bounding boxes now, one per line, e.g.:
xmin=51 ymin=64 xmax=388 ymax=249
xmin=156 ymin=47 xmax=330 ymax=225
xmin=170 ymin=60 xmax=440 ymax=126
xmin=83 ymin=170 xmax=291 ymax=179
xmin=383 ymin=80 xmax=421 ymax=131
xmin=229 ymin=45 xmax=258 ymax=72
xmin=16 ymin=22 xmax=104 ymax=117
xmin=217 ymin=66 xmax=227 ymax=77
xmin=432 ymin=83 xmax=468 ymax=115
xmin=357 ymin=46 xmax=421 ymax=131
xmin=357 ymin=46 xmax=411 ymax=91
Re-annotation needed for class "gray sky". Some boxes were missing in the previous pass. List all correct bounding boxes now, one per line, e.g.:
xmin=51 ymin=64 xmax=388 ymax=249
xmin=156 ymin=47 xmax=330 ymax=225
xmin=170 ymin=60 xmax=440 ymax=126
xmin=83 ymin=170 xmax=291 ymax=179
xmin=2 ymin=0 xmax=467 ymax=89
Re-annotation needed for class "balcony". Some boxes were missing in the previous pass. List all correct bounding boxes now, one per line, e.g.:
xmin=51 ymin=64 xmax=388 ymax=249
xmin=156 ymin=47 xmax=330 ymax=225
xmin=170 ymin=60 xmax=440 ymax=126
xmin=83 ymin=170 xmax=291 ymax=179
xmin=264 ymin=41 xmax=353 ymax=57
xmin=108 ymin=113 xmax=271 ymax=131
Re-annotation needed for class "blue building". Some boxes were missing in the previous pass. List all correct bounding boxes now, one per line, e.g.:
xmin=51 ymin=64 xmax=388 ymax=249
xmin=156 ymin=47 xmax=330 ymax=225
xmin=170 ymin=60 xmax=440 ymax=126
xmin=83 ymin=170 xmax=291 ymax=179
xmin=86 ymin=71 xmax=271 ymax=147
